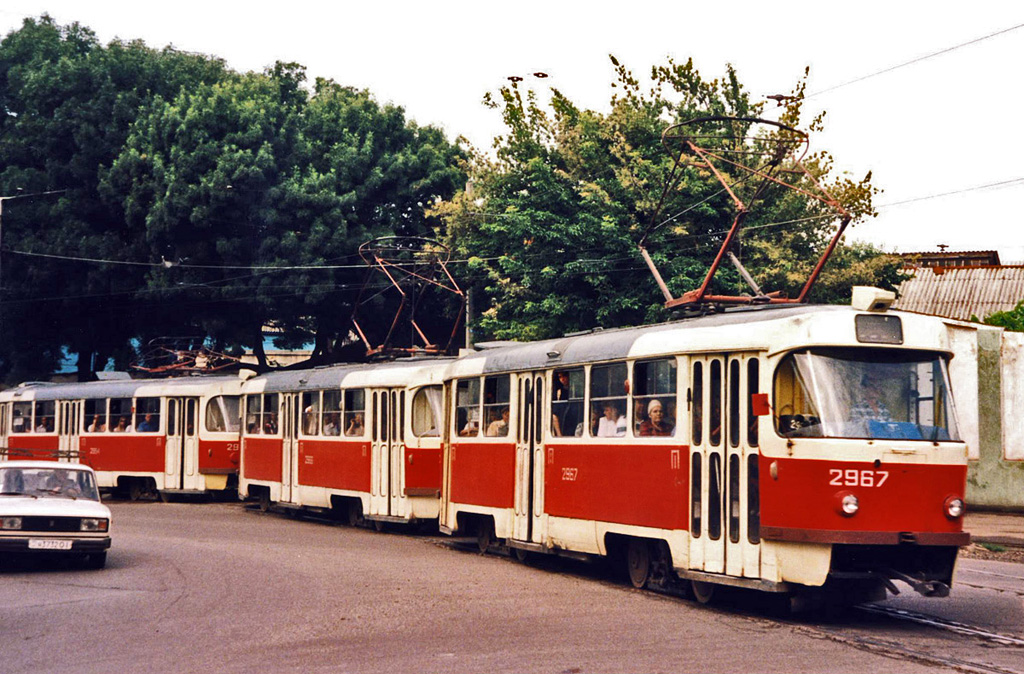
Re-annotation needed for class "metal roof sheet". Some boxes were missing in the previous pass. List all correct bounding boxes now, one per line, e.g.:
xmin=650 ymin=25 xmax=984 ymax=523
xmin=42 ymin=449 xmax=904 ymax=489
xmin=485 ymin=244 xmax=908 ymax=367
xmin=895 ymin=267 xmax=1024 ymax=321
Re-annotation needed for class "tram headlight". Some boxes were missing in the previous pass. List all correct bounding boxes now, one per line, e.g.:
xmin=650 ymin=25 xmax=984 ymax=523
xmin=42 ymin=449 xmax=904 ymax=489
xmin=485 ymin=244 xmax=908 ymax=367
xmin=944 ymin=496 xmax=965 ymax=520
xmin=835 ymin=491 xmax=859 ymax=517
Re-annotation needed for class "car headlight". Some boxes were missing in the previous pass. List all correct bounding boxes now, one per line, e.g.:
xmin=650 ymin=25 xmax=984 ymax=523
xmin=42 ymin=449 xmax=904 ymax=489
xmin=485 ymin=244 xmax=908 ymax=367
xmin=80 ymin=518 xmax=108 ymax=532
xmin=1 ymin=516 xmax=22 ymax=530
xmin=944 ymin=496 xmax=965 ymax=519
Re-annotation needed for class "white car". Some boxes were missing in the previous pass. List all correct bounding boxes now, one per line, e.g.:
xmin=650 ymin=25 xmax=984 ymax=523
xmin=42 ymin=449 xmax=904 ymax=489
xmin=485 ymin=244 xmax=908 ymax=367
xmin=0 ymin=461 xmax=111 ymax=569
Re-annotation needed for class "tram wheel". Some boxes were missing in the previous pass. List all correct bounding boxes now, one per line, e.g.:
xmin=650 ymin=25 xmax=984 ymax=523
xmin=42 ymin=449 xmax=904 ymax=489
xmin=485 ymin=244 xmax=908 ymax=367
xmin=691 ymin=579 xmax=716 ymax=605
xmin=626 ymin=539 xmax=651 ymax=589
xmin=257 ymin=490 xmax=271 ymax=513
xmin=128 ymin=480 xmax=144 ymax=502
xmin=513 ymin=546 xmax=532 ymax=564
xmin=477 ymin=519 xmax=494 ymax=553
xmin=347 ymin=501 xmax=364 ymax=527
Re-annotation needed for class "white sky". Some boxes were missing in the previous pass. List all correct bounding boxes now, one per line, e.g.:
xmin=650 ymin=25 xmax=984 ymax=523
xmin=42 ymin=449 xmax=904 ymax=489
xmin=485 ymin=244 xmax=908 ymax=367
xmin=3 ymin=1 xmax=1024 ymax=261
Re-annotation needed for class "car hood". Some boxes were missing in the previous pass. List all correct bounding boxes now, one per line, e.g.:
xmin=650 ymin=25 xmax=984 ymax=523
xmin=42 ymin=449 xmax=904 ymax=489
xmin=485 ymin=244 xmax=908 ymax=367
xmin=0 ymin=496 xmax=111 ymax=519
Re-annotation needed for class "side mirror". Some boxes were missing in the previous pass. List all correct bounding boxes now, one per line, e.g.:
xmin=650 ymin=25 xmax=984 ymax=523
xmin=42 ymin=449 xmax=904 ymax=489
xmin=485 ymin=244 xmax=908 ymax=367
xmin=751 ymin=393 xmax=770 ymax=417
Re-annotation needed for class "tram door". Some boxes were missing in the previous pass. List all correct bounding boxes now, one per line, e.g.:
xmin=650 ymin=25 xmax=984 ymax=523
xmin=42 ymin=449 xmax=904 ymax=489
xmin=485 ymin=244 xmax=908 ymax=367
xmin=513 ymin=372 xmax=545 ymax=544
xmin=165 ymin=398 xmax=199 ymax=490
xmin=370 ymin=388 xmax=404 ymax=518
xmin=724 ymin=354 xmax=762 ymax=579
xmin=58 ymin=400 xmax=82 ymax=460
xmin=689 ymin=355 xmax=726 ymax=574
xmin=280 ymin=393 xmax=301 ymax=504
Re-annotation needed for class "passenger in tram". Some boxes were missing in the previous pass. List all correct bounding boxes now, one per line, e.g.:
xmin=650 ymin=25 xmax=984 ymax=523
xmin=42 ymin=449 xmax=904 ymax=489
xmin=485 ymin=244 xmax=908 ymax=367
xmin=303 ymin=407 xmax=318 ymax=435
xmin=344 ymin=413 xmax=363 ymax=437
xmin=35 ymin=418 xmax=48 ymax=433
xmin=849 ymin=371 xmax=895 ymax=423
xmin=638 ymin=399 xmax=674 ymax=436
xmin=137 ymin=413 xmax=158 ymax=432
xmin=633 ymin=399 xmax=648 ymax=435
xmin=263 ymin=414 xmax=278 ymax=435
xmin=575 ymin=406 xmax=600 ymax=437
xmin=486 ymin=407 xmax=510 ymax=437
xmin=324 ymin=412 xmax=341 ymax=436
xmin=87 ymin=415 xmax=106 ymax=433
xmin=112 ymin=416 xmax=130 ymax=433
xmin=596 ymin=403 xmax=627 ymax=437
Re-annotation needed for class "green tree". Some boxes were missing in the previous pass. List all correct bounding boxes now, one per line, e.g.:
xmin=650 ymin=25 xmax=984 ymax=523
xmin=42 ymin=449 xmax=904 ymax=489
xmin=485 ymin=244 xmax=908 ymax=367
xmin=435 ymin=57 xmax=897 ymax=342
xmin=0 ymin=15 xmax=227 ymax=380
xmin=982 ymin=301 xmax=1024 ymax=332
xmin=105 ymin=66 xmax=465 ymax=365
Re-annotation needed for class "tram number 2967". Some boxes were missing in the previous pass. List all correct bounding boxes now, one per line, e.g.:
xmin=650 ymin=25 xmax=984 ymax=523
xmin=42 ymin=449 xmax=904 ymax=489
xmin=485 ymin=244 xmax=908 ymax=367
xmin=829 ymin=469 xmax=889 ymax=487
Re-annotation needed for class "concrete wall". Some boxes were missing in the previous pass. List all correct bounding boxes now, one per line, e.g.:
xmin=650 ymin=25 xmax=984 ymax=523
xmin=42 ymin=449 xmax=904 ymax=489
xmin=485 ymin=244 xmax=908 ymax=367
xmin=953 ymin=323 xmax=1024 ymax=511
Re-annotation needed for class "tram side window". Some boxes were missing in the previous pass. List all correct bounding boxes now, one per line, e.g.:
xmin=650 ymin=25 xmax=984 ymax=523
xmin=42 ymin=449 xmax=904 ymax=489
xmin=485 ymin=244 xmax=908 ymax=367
xmin=691 ymin=363 xmax=703 ymax=446
xmin=262 ymin=394 xmax=279 ymax=435
xmin=245 ymin=395 xmax=262 ymax=435
xmin=84 ymin=399 xmax=107 ymax=433
xmin=412 ymin=386 xmax=443 ymax=437
xmin=483 ymin=375 xmax=511 ymax=437
xmin=634 ymin=359 xmax=677 ymax=438
xmin=456 ymin=379 xmax=481 ymax=437
xmin=33 ymin=401 xmax=55 ymax=433
xmin=550 ymin=368 xmax=585 ymax=437
xmin=136 ymin=397 xmax=161 ymax=433
xmin=11 ymin=402 xmax=31 ymax=434
xmin=343 ymin=389 xmax=364 ymax=437
xmin=590 ymin=363 xmax=628 ymax=438
xmin=709 ymin=361 xmax=722 ymax=446
xmin=109 ymin=398 xmax=133 ymax=432
xmin=301 ymin=391 xmax=321 ymax=436
xmin=323 ymin=389 xmax=344 ymax=436
xmin=206 ymin=395 xmax=239 ymax=433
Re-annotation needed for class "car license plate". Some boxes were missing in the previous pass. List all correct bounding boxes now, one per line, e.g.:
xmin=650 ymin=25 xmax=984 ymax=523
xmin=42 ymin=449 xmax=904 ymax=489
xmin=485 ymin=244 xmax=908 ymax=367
xmin=28 ymin=539 xmax=73 ymax=551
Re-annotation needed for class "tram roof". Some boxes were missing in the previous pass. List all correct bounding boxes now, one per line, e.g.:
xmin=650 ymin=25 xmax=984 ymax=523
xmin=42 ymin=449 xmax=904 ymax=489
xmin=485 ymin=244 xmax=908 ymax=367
xmin=242 ymin=357 xmax=454 ymax=393
xmin=446 ymin=304 xmax=951 ymax=377
xmin=0 ymin=374 xmax=243 ymax=402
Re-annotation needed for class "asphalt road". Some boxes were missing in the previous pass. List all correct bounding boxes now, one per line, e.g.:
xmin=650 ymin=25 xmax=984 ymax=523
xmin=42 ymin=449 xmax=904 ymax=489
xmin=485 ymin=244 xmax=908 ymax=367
xmin=1 ymin=501 xmax=1019 ymax=674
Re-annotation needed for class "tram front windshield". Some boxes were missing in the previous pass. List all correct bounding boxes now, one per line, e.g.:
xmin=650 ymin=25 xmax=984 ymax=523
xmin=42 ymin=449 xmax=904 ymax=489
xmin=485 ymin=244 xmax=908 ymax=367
xmin=774 ymin=348 xmax=960 ymax=441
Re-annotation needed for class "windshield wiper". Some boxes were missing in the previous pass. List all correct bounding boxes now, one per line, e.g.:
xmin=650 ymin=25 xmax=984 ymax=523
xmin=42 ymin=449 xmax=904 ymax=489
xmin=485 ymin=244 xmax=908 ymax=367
xmin=0 ymin=490 xmax=37 ymax=498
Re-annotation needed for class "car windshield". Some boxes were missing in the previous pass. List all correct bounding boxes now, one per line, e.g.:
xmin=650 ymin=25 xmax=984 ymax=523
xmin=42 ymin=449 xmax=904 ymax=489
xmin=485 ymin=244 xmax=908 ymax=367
xmin=774 ymin=347 xmax=960 ymax=441
xmin=0 ymin=467 xmax=101 ymax=500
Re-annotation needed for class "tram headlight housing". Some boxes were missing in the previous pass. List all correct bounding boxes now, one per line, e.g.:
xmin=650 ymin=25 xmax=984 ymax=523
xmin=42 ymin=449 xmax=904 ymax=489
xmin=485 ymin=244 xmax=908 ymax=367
xmin=835 ymin=491 xmax=859 ymax=517
xmin=944 ymin=496 xmax=965 ymax=520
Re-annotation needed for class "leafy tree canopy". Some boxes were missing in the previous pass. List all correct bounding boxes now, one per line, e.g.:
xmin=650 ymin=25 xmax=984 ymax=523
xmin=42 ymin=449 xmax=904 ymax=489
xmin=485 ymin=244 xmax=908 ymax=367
xmin=433 ymin=57 xmax=900 ymax=342
xmin=982 ymin=301 xmax=1024 ymax=332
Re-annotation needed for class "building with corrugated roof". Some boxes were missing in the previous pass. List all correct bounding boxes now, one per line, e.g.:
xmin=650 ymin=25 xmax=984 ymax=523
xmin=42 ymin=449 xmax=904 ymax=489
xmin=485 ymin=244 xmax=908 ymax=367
xmin=895 ymin=264 xmax=1024 ymax=321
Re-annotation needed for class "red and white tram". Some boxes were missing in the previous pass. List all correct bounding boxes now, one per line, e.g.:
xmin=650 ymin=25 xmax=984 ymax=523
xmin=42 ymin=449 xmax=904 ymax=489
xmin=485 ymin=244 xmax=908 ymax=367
xmin=440 ymin=293 xmax=969 ymax=603
xmin=237 ymin=360 xmax=449 ymax=525
xmin=0 ymin=377 xmax=243 ymax=498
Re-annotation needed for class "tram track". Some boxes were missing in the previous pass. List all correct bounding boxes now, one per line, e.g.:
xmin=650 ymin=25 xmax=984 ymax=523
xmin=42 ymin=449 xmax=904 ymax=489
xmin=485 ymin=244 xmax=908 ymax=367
xmin=855 ymin=604 xmax=1024 ymax=647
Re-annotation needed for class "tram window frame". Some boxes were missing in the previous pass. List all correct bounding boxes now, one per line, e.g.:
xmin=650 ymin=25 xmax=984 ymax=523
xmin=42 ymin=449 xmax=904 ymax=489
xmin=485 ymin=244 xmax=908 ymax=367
xmin=708 ymin=452 xmax=723 ymax=540
xmin=322 ymin=390 xmax=342 ymax=436
xmin=135 ymin=397 xmax=162 ymax=433
xmin=205 ymin=395 xmax=239 ymax=434
xmin=341 ymin=389 xmax=363 ymax=437
xmin=747 ymin=359 xmax=760 ymax=447
xmin=728 ymin=453 xmax=740 ymax=543
xmin=747 ymin=454 xmax=760 ymax=544
xmin=709 ymin=360 xmax=723 ymax=447
xmin=534 ymin=378 xmax=543 ymax=444
xmin=690 ymin=452 xmax=702 ymax=538
xmin=11 ymin=401 xmax=32 ymax=434
xmin=262 ymin=393 xmax=280 ymax=436
xmin=381 ymin=392 xmax=390 ymax=443
xmin=411 ymin=386 xmax=443 ymax=437
xmin=84 ymin=399 xmax=107 ymax=433
xmin=590 ymin=362 xmax=628 ymax=438
xmin=399 ymin=390 xmax=406 ymax=442
xmin=109 ymin=398 xmax=133 ymax=433
xmin=728 ymin=359 xmax=741 ymax=448
xmin=483 ymin=375 xmax=511 ymax=438
xmin=245 ymin=395 xmax=262 ymax=435
xmin=633 ymin=358 xmax=678 ymax=439
xmin=33 ymin=401 xmax=55 ymax=433
xmin=691 ymin=363 xmax=703 ymax=446
xmin=300 ymin=391 xmax=321 ymax=436
xmin=456 ymin=378 xmax=481 ymax=437
xmin=551 ymin=367 xmax=585 ymax=438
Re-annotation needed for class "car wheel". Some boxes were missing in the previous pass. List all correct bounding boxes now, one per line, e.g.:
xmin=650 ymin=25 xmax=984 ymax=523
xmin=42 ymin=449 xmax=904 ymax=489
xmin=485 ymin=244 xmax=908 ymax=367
xmin=84 ymin=552 xmax=107 ymax=570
